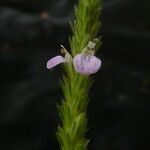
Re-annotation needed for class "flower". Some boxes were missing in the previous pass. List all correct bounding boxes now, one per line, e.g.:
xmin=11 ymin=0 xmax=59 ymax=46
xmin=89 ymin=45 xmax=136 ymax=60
xmin=47 ymin=45 xmax=72 ymax=69
xmin=47 ymin=41 xmax=102 ymax=75
xmin=73 ymin=41 xmax=101 ymax=75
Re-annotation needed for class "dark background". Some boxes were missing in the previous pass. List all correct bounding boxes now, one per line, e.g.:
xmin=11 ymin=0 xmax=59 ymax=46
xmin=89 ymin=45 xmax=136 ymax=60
xmin=0 ymin=0 xmax=150 ymax=150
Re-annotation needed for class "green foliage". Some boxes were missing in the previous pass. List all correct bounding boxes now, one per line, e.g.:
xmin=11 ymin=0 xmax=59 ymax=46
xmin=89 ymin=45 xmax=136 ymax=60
xmin=56 ymin=0 xmax=102 ymax=149
xmin=70 ymin=0 xmax=102 ymax=56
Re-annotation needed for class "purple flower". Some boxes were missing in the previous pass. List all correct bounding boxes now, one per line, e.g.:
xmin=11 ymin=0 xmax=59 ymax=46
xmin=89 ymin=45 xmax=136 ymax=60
xmin=73 ymin=54 xmax=101 ymax=75
xmin=46 ymin=45 xmax=72 ymax=69
xmin=47 ymin=41 xmax=102 ymax=75
xmin=73 ymin=41 xmax=102 ymax=75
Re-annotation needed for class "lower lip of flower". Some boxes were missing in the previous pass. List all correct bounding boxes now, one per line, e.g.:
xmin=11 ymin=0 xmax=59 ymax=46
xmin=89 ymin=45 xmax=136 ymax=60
xmin=73 ymin=54 xmax=101 ymax=75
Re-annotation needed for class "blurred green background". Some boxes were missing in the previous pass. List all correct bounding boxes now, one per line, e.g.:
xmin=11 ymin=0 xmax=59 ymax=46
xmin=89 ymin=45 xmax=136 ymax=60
xmin=0 ymin=0 xmax=149 ymax=150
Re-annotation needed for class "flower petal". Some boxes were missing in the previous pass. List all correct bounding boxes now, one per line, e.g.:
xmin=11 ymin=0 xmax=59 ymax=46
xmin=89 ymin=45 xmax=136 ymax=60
xmin=73 ymin=54 xmax=101 ymax=75
xmin=47 ymin=55 xmax=66 ymax=69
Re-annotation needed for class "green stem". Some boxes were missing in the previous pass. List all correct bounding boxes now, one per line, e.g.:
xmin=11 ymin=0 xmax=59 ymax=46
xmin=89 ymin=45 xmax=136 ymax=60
xmin=56 ymin=0 xmax=102 ymax=149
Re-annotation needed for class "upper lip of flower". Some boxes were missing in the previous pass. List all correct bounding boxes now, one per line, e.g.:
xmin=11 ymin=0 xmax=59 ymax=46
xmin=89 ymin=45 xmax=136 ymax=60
xmin=46 ymin=45 xmax=72 ymax=69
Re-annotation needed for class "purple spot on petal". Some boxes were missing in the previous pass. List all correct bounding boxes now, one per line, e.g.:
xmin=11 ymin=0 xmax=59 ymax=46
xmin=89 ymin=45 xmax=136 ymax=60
xmin=47 ymin=55 xmax=65 ymax=69
xmin=73 ymin=54 xmax=101 ymax=75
